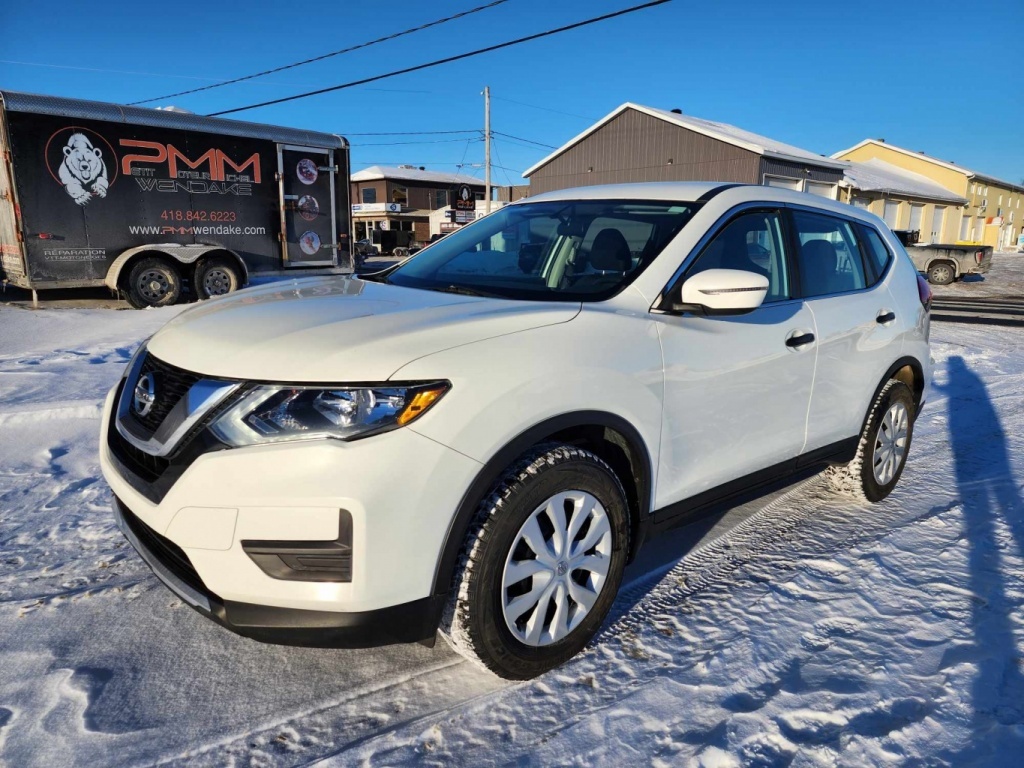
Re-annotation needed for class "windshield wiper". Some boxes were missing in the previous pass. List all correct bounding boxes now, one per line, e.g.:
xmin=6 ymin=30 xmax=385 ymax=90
xmin=431 ymin=284 xmax=503 ymax=299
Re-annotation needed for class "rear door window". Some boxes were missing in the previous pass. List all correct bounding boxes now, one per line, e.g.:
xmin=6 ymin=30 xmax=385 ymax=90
xmin=791 ymin=210 xmax=868 ymax=298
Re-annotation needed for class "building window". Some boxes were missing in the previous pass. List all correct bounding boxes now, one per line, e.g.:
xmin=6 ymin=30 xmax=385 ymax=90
xmin=392 ymin=186 xmax=408 ymax=206
xmin=883 ymin=200 xmax=900 ymax=228
xmin=433 ymin=189 xmax=448 ymax=209
xmin=362 ymin=187 xmax=376 ymax=204
xmin=960 ymin=215 xmax=970 ymax=240
xmin=851 ymin=197 xmax=871 ymax=209
xmin=908 ymin=203 xmax=924 ymax=231
xmin=931 ymin=206 xmax=945 ymax=241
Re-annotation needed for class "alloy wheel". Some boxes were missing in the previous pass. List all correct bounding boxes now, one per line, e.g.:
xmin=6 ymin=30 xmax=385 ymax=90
xmin=873 ymin=401 xmax=909 ymax=485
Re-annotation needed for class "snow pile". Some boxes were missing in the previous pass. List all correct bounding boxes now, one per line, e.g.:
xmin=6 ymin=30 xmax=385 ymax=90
xmin=0 ymin=289 xmax=1023 ymax=765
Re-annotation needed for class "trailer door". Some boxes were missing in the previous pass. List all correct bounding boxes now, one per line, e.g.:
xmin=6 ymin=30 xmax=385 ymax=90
xmin=277 ymin=145 xmax=338 ymax=267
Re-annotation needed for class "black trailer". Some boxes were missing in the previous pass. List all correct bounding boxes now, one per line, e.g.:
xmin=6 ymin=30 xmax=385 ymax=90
xmin=0 ymin=90 xmax=351 ymax=307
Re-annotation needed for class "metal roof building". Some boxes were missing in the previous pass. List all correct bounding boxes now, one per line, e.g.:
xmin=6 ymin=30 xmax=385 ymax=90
xmin=523 ymin=103 xmax=846 ymax=198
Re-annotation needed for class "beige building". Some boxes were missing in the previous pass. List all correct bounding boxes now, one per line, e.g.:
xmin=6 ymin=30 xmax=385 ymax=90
xmin=833 ymin=139 xmax=1024 ymax=249
xmin=838 ymin=159 xmax=968 ymax=243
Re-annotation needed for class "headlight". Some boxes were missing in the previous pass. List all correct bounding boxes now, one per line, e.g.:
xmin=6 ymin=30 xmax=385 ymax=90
xmin=209 ymin=382 xmax=449 ymax=447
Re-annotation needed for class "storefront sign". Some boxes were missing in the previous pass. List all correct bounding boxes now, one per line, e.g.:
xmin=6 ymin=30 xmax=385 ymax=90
xmin=352 ymin=202 xmax=401 ymax=214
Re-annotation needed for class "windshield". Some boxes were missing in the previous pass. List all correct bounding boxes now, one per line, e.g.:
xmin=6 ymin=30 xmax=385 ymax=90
xmin=382 ymin=199 xmax=701 ymax=301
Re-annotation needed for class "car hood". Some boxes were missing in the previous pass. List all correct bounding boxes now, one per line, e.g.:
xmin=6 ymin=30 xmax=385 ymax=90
xmin=146 ymin=277 xmax=580 ymax=382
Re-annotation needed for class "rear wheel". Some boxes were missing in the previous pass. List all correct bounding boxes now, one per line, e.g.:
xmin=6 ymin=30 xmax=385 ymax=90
xmin=125 ymin=257 xmax=181 ymax=309
xmin=927 ymin=262 xmax=955 ymax=285
xmin=441 ymin=445 xmax=630 ymax=679
xmin=826 ymin=379 xmax=915 ymax=503
xmin=195 ymin=257 xmax=241 ymax=300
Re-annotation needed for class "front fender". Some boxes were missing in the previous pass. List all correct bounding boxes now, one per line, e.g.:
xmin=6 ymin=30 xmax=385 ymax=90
xmin=390 ymin=308 xmax=665 ymax=595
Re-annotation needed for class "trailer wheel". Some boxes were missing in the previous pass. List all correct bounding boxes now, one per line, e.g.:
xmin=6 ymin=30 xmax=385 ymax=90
xmin=195 ymin=257 xmax=241 ymax=300
xmin=125 ymin=257 xmax=182 ymax=309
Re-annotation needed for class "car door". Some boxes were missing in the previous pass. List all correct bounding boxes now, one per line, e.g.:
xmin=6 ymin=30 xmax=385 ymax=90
xmin=790 ymin=207 xmax=903 ymax=453
xmin=652 ymin=208 xmax=817 ymax=512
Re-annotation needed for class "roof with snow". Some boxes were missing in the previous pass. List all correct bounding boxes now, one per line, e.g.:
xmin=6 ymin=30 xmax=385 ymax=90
xmin=842 ymin=159 xmax=968 ymax=204
xmin=832 ymin=139 xmax=1024 ymax=193
xmin=351 ymin=165 xmax=484 ymax=186
xmin=523 ymin=102 xmax=847 ymax=178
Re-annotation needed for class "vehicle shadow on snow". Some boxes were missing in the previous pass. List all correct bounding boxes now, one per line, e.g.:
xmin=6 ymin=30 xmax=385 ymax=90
xmin=941 ymin=356 xmax=1024 ymax=762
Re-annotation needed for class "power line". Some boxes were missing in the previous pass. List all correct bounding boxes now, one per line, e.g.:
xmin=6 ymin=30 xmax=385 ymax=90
xmin=346 ymin=129 xmax=480 ymax=136
xmin=490 ymin=139 xmax=515 ymax=186
xmin=209 ymin=0 xmax=673 ymax=117
xmin=491 ymin=95 xmax=597 ymax=121
xmin=0 ymin=59 xmax=430 ymax=94
xmin=492 ymin=131 xmax=556 ymax=149
xmin=130 ymin=0 xmax=510 ymax=106
xmin=351 ymin=137 xmax=484 ymax=147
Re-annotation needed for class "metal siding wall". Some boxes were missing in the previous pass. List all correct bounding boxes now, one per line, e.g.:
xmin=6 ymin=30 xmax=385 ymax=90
xmin=759 ymin=158 xmax=844 ymax=185
xmin=527 ymin=109 xmax=761 ymax=194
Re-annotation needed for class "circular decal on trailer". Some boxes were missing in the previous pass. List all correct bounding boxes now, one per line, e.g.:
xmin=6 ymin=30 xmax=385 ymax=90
xmin=296 ymin=159 xmax=318 ymax=185
xmin=44 ymin=126 xmax=118 ymax=206
xmin=299 ymin=230 xmax=321 ymax=255
xmin=297 ymin=195 xmax=319 ymax=221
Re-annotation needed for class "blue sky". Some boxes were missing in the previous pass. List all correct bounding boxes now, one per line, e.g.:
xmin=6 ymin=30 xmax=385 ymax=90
xmin=3 ymin=0 xmax=1022 ymax=186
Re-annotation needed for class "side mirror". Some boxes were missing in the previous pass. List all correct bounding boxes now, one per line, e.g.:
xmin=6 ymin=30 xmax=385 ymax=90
xmin=674 ymin=269 xmax=768 ymax=315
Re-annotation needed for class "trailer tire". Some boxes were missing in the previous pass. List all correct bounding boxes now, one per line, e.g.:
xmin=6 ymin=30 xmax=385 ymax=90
xmin=125 ymin=257 xmax=182 ymax=309
xmin=195 ymin=257 xmax=241 ymax=300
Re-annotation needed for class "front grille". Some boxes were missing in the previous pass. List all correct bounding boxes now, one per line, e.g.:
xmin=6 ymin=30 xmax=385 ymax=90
xmin=133 ymin=353 xmax=203 ymax=433
xmin=108 ymin=424 xmax=169 ymax=483
xmin=118 ymin=499 xmax=211 ymax=599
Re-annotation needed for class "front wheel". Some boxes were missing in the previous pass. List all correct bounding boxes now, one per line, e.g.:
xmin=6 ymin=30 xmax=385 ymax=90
xmin=441 ymin=445 xmax=630 ymax=679
xmin=826 ymin=379 xmax=915 ymax=503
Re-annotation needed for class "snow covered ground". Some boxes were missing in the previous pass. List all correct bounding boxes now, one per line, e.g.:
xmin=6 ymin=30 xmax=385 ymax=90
xmin=1 ymin=261 xmax=1023 ymax=766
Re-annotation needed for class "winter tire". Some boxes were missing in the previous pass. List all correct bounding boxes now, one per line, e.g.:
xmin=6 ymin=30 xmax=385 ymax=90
xmin=826 ymin=379 xmax=915 ymax=503
xmin=441 ymin=444 xmax=630 ymax=679
xmin=195 ymin=257 xmax=241 ymax=300
xmin=125 ymin=257 xmax=182 ymax=309
xmin=927 ymin=262 xmax=954 ymax=285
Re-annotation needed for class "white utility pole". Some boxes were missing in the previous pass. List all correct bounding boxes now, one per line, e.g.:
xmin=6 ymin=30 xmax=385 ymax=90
xmin=484 ymin=85 xmax=492 ymax=214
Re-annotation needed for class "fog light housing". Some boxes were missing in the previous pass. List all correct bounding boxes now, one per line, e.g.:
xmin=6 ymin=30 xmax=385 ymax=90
xmin=241 ymin=511 xmax=352 ymax=583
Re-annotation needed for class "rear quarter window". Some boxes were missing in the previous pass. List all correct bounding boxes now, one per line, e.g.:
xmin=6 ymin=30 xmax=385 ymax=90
xmin=859 ymin=225 xmax=893 ymax=282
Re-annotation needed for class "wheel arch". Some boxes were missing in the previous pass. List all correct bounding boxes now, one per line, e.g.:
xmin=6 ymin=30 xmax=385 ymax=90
xmin=429 ymin=410 xmax=654 ymax=599
xmin=104 ymin=245 xmax=248 ymax=290
xmin=868 ymin=356 xmax=926 ymax=423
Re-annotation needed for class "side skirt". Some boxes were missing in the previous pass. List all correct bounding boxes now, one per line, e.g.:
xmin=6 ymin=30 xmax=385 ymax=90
xmin=646 ymin=436 xmax=858 ymax=538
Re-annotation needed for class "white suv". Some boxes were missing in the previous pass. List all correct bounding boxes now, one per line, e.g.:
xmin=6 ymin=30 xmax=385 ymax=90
xmin=100 ymin=182 xmax=932 ymax=679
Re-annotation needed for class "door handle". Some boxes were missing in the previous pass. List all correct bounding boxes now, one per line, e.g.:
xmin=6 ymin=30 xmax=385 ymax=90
xmin=785 ymin=331 xmax=815 ymax=349
xmin=876 ymin=310 xmax=896 ymax=325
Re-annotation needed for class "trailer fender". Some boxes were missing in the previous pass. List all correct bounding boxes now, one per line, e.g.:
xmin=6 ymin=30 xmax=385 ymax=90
xmin=105 ymin=245 xmax=248 ymax=290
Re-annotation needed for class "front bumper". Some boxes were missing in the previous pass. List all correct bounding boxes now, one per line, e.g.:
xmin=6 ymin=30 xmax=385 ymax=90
xmin=100 ymin=384 xmax=481 ymax=646
xmin=113 ymin=496 xmax=444 ymax=647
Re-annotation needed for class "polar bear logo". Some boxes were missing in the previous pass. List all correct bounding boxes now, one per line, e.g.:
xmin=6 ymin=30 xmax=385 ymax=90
xmin=59 ymin=133 xmax=108 ymax=205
